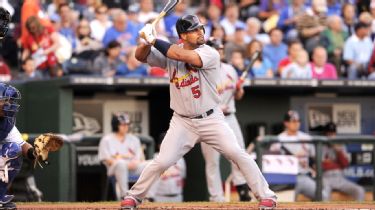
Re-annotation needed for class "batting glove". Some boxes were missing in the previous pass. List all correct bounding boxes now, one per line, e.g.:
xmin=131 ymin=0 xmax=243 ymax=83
xmin=139 ymin=23 xmax=156 ymax=45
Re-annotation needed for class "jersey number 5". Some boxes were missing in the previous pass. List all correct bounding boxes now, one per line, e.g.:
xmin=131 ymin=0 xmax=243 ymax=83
xmin=191 ymin=85 xmax=201 ymax=98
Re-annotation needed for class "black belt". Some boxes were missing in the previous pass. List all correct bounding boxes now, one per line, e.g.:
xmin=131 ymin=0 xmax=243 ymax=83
xmin=158 ymin=194 xmax=180 ymax=197
xmin=223 ymin=112 xmax=232 ymax=116
xmin=191 ymin=109 xmax=214 ymax=119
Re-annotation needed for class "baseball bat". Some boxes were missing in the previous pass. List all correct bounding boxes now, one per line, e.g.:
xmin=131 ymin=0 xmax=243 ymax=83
xmin=224 ymin=51 xmax=260 ymax=105
xmin=151 ymin=0 xmax=180 ymax=27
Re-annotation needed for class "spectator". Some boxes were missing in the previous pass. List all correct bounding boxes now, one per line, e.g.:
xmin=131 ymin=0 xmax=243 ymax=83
xmin=269 ymin=110 xmax=329 ymax=201
xmin=206 ymin=4 xmax=223 ymax=40
xmin=258 ymin=0 xmax=287 ymax=20
xmin=102 ymin=10 xmax=137 ymax=54
xmin=278 ymin=40 xmax=303 ymax=76
xmin=90 ymin=4 xmax=112 ymax=42
xmin=370 ymin=1 xmax=375 ymax=39
xmin=16 ymin=57 xmax=43 ymax=81
xmin=263 ymin=28 xmax=288 ymax=74
xmin=311 ymin=46 xmax=338 ymax=79
xmin=277 ymin=0 xmax=307 ymax=41
xmin=93 ymin=40 xmax=123 ymax=77
xmin=358 ymin=11 xmax=374 ymax=39
xmin=74 ymin=19 xmax=102 ymax=55
xmin=341 ymin=3 xmax=356 ymax=37
xmin=57 ymin=3 xmax=78 ymax=50
xmin=220 ymin=3 xmax=246 ymax=41
xmin=46 ymin=0 xmax=67 ymax=20
xmin=244 ymin=17 xmax=270 ymax=45
xmin=81 ymin=0 xmax=102 ymax=21
xmin=98 ymin=112 xmax=149 ymax=200
xmin=0 ymin=59 xmax=11 ymax=82
xmin=164 ymin=0 xmax=188 ymax=40
xmin=343 ymin=22 xmax=373 ymax=79
xmin=296 ymin=0 xmax=328 ymax=54
xmin=138 ymin=0 xmax=159 ymax=24
xmin=230 ymin=50 xmax=247 ymax=76
xmin=21 ymin=0 xmax=51 ymax=46
xmin=320 ymin=15 xmax=348 ymax=76
xmin=210 ymin=24 xmax=226 ymax=47
xmin=322 ymin=122 xmax=365 ymax=201
xmin=238 ymin=0 xmax=259 ymax=21
xmin=246 ymin=40 xmax=273 ymax=78
xmin=326 ymin=0 xmax=341 ymax=16
xmin=367 ymin=42 xmax=375 ymax=79
xmin=117 ymin=47 xmax=148 ymax=77
xmin=282 ymin=50 xmax=312 ymax=79
xmin=22 ymin=16 xmax=60 ymax=77
xmin=224 ymin=27 xmax=247 ymax=62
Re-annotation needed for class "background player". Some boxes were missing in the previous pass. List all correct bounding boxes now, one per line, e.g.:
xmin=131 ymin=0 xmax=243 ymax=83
xmin=98 ymin=112 xmax=149 ymax=200
xmin=201 ymin=38 xmax=251 ymax=202
xmin=121 ymin=14 xmax=276 ymax=210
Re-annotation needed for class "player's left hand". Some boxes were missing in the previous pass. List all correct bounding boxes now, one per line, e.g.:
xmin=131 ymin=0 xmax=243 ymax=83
xmin=139 ymin=24 xmax=156 ymax=45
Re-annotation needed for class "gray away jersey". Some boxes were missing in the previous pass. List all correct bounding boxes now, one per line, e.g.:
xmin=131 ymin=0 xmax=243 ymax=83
xmin=219 ymin=62 xmax=238 ymax=113
xmin=147 ymin=44 xmax=222 ymax=117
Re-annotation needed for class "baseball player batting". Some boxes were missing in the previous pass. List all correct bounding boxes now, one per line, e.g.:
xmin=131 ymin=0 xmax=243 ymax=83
xmin=200 ymin=38 xmax=251 ymax=202
xmin=121 ymin=14 xmax=277 ymax=210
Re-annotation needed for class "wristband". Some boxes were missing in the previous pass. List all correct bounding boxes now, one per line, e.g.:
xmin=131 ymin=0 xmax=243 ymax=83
xmin=27 ymin=147 xmax=36 ymax=160
xmin=154 ymin=39 xmax=172 ymax=56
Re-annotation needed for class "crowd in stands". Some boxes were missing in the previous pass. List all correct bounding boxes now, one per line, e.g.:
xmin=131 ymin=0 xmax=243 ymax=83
xmin=2 ymin=0 xmax=375 ymax=81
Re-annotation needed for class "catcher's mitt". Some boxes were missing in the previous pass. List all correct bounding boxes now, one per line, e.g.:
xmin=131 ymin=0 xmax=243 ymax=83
xmin=33 ymin=133 xmax=64 ymax=168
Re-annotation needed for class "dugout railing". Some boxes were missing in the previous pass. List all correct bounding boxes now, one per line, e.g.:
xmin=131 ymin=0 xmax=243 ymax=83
xmin=255 ymin=136 xmax=375 ymax=201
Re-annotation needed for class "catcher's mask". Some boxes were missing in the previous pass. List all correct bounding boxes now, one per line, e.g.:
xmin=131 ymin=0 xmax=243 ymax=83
xmin=0 ymin=83 xmax=21 ymax=119
xmin=111 ymin=112 xmax=130 ymax=132
xmin=0 ymin=7 xmax=10 ymax=39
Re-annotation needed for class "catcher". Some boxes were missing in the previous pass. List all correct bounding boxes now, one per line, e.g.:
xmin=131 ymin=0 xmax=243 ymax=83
xmin=0 ymin=82 xmax=63 ymax=210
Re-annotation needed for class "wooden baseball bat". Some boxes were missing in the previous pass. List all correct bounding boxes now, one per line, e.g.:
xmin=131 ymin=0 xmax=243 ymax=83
xmin=151 ymin=0 xmax=180 ymax=27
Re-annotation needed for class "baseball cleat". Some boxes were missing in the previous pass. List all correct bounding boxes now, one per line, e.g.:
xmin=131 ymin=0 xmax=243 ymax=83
xmin=258 ymin=198 xmax=276 ymax=210
xmin=120 ymin=197 xmax=138 ymax=210
xmin=0 ymin=202 xmax=16 ymax=210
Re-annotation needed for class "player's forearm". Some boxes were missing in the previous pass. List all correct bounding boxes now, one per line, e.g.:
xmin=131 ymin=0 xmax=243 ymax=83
xmin=153 ymin=39 xmax=203 ymax=67
xmin=135 ymin=43 xmax=152 ymax=63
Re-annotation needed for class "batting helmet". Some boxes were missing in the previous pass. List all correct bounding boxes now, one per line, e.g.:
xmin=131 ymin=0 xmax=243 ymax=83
xmin=176 ymin=14 xmax=204 ymax=37
xmin=111 ymin=112 xmax=130 ymax=132
xmin=0 ymin=83 xmax=21 ymax=119
xmin=0 ymin=7 xmax=10 ymax=39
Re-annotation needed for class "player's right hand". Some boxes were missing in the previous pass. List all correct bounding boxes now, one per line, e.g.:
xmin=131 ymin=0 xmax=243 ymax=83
xmin=139 ymin=23 xmax=156 ymax=45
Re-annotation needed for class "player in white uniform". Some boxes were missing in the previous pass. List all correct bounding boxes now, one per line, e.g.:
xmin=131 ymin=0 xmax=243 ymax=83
xmin=120 ymin=14 xmax=277 ymax=210
xmin=201 ymin=38 xmax=251 ymax=202
xmin=269 ymin=110 xmax=329 ymax=201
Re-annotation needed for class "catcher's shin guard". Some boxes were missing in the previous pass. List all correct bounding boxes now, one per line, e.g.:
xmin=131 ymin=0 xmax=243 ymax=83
xmin=0 ymin=143 xmax=22 ymax=200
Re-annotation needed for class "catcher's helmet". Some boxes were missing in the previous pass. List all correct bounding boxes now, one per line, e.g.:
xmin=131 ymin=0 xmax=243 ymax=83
xmin=0 ymin=83 xmax=21 ymax=119
xmin=111 ymin=112 xmax=130 ymax=132
xmin=176 ymin=14 xmax=204 ymax=37
xmin=0 ymin=7 xmax=10 ymax=39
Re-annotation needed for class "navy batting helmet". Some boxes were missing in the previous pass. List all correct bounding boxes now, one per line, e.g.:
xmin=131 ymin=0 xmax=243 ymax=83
xmin=0 ymin=83 xmax=21 ymax=119
xmin=176 ymin=14 xmax=204 ymax=37
xmin=111 ymin=112 xmax=130 ymax=132
xmin=0 ymin=7 xmax=10 ymax=39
